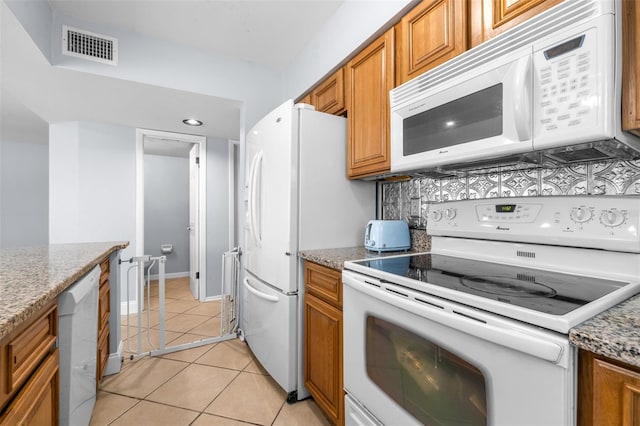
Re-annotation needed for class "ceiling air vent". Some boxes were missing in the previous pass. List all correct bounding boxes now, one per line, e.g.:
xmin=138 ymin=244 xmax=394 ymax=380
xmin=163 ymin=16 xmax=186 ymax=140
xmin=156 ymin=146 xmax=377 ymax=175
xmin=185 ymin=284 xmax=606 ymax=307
xmin=62 ymin=25 xmax=118 ymax=66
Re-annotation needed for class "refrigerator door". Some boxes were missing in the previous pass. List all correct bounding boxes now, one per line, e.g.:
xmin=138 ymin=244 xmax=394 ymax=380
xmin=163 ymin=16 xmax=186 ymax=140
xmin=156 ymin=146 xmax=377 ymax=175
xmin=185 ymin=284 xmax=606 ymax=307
xmin=243 ymin=271 xmax=297 ymax=393
xmin=245 ymin=100 xmax=298 ymax=293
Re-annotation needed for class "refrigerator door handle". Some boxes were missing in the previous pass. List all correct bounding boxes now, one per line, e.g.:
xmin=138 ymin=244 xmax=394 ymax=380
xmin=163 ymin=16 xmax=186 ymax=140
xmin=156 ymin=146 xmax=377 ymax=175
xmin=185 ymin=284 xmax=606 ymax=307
xmin=251 ymin=152 xmax=263 ymax=244
xmin=247 ymin=153 xmax=257 ymax=241
xmin=243 ymin=277 xmax=278 ymax=302
xmin=247 ymin=152 xmax=261 ymax=245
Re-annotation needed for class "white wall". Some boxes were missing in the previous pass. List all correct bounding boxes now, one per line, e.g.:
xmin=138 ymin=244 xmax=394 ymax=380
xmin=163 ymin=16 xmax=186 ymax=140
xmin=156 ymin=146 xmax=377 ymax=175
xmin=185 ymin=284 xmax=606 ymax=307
xmin=49 ymin=121 xmax=136 ymax=302
xmin=144 ymin=154 xmax=189 ymax=275
xmin=0 ymin=139 xmax=49 ymax=247
xmin=206 ymin=137 xmax=231 ymax=298
xmin=281 ymin=0 xmax=414 ymax=100
xmin=3 ymin=0 xmax=53 ymax=61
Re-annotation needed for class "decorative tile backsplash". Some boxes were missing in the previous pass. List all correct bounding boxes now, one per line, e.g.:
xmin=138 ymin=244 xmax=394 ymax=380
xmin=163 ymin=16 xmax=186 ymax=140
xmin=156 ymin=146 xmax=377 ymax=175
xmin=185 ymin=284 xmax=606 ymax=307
xmin=382 ymin=159 xmax=640 ymax=228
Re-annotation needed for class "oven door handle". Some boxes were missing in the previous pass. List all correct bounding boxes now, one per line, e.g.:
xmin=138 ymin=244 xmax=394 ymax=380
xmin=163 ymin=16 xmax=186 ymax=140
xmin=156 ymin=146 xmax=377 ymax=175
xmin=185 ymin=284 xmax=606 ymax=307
xmin=422 ymin=302 xmax=564 ymax=363
xmin=416 ymin=299 xmax=565 ymax=363
xmin=347 ymin=275 xmax=565 ymax=364
xmin=463 ymin=319 xmax=564 ymax=363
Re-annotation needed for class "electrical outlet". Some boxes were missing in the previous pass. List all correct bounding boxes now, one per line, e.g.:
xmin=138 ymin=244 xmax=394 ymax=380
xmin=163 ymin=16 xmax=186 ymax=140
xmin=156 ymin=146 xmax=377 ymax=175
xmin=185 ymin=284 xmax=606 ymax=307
xmin=410 ymin=198 xmax=421 ymax=217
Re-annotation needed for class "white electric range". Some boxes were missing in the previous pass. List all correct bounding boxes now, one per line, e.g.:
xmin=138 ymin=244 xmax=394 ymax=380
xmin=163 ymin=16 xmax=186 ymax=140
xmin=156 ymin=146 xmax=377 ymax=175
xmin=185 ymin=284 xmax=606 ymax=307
xmin=342 ymin=195 xmax=640 ymax=426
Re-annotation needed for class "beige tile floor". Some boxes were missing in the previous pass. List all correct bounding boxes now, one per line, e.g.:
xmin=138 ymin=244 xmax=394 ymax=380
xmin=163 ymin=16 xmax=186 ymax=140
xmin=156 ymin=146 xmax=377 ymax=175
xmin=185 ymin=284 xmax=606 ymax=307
xmin=91 ymin=277 xmax=330 ymax=426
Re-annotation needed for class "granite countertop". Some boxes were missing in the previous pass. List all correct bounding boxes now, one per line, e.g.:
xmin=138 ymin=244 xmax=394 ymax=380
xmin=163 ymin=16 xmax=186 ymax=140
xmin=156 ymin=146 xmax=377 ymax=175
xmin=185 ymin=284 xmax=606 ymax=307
xmin=570 ymin=294 xmax=640 ymax=368
xmin=299 ymin=229 xmax=431 ymax=270
xmin=298 ymin=246 xmax=428 ymax=270
xmin=0 ymin=241 xmax=128 ymax=341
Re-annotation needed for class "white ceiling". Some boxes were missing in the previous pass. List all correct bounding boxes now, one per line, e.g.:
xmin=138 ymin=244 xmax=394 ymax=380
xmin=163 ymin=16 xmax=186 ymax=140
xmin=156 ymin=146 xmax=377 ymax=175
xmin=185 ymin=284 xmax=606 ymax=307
xmin=2 ymin=0 xmax=345 ymax=151
xmin=47 ymin=0 xmax=344 ymax=71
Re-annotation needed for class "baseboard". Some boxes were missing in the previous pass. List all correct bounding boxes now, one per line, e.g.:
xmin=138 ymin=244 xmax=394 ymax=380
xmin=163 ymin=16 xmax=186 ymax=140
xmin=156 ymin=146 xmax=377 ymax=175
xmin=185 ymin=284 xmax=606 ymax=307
xmin=147 ymin=271 xmax=190 ymax=280
xmin=104 ymin=340 xmax=123 ymax=376
xmin=205 ymin=294 xmax=222 ymax=302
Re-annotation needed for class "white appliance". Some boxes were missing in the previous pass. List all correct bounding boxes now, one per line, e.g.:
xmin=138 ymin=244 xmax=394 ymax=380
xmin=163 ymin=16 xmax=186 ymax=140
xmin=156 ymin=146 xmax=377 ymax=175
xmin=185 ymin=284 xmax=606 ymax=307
xmin=390 ymin=0 xmax=640 ymax=174
xmin=243 ymin=99 xmax=375 ymax=401
xmin=343 ymin=196 xmax=640 ymax=425
xmin=58 ymin=265 xmax=100 ymax=426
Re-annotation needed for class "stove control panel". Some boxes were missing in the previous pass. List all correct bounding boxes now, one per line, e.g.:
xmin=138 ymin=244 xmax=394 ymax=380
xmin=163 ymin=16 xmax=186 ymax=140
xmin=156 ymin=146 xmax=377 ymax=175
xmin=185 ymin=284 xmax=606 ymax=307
xmin=427 ymin=196 xmax=640 ymax=252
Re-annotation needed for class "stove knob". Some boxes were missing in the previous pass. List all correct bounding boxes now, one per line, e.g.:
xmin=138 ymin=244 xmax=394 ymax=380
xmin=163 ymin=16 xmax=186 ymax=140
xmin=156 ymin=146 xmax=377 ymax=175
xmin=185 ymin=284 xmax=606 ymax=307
xmin=600 ymin=209 xmax=625 ymax=227
xmin=431 ymin=210 xmax=443 ymax=222
xmin=445 ymin=208 xmax=457 ymax=220
xmin=569 ymin=207 xmax=592 ymax=223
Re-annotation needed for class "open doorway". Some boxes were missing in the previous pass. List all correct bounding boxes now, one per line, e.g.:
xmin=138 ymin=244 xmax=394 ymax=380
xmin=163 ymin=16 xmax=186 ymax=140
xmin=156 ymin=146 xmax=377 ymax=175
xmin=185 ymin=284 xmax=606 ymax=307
xmin=132 ymin=128 xmax=238 ymax=356
xmin=136 ymin=129 xmax=206 ymax=302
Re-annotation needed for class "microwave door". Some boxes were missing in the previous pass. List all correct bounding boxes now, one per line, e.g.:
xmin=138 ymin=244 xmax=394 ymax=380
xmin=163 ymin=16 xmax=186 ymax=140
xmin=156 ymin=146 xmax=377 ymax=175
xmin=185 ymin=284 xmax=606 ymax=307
xmin=391 ymin=52 xmax=534 ymax=173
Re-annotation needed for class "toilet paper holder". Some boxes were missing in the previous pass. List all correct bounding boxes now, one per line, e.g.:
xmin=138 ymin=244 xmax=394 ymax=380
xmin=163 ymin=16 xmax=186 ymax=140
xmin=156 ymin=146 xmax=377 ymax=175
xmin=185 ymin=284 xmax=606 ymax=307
xmin=160 ymin=244 xmax=173 ymax=254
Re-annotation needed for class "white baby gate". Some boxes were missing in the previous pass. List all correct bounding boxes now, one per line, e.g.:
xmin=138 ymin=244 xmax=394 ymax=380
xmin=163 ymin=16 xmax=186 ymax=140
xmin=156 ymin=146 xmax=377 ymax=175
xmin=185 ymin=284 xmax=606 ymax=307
xmin=122 ymin=248 xmax=241 ymax=360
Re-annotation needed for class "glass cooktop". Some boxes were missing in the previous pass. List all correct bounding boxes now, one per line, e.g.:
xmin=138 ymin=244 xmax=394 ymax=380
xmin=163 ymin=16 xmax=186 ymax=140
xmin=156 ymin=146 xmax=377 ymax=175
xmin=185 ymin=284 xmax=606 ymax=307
xmin=351 ymin=253 xmax=628 ymax=316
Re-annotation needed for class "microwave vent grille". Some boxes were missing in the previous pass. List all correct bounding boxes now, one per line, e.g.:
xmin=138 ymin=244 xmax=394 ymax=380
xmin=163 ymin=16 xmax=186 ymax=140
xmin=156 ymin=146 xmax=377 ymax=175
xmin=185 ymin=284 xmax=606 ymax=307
xmin=391 ymin=0 xmax=605 ymax=108
xmin=542 ymin=141 xmax=640 ymax=163
xmin=438 ymin=153 xmax=540 ymax=173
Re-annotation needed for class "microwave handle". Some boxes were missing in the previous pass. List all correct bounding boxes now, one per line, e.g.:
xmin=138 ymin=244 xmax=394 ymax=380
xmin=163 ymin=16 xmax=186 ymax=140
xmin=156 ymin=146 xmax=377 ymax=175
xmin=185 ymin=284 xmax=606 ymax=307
xmin=512 ymin=56 xmax=532 ymax=141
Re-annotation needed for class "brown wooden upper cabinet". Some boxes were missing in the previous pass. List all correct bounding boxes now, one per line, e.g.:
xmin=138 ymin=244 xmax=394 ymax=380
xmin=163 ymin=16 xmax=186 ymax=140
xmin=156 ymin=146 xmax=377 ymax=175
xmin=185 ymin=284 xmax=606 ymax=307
xmin=346 ymin=29 xmax=395 ymax=179
xmin=299 ymin=93 xmax=312 ymax=106
xmin=311 ymin=68 xmax=345 ymax=115
xmin=469 ymin=0 xmax=562 ymax=47
xmin=623 ymin=0 xmax=640 ymax=136
xmin=395 ymin=0 xmax=467 ymax=86
xmin=469 ymin=0 xmax=562 ymax=48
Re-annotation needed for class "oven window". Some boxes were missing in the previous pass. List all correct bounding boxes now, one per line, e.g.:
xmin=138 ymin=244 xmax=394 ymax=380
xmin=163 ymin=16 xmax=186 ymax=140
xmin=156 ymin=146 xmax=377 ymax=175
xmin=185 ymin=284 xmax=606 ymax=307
xmin=366 ymin=316 xmax=487 ymax=425
xmin=403 ymin=84 xmax=503 ymax=155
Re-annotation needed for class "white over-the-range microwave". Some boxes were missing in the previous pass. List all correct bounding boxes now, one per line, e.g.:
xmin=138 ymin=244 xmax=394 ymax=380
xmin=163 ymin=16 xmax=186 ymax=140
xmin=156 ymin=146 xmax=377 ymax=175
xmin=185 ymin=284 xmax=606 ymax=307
xmin=390 ymin=0 xmax=640 ymax=175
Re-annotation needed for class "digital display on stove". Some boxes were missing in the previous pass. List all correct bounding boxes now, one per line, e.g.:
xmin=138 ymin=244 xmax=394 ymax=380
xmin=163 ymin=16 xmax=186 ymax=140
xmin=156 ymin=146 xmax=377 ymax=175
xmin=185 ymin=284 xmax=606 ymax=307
xmin=351 ymin=253 xmax=628 ymax=316
xmin=495 ymin=204 xmax=516 ymax=213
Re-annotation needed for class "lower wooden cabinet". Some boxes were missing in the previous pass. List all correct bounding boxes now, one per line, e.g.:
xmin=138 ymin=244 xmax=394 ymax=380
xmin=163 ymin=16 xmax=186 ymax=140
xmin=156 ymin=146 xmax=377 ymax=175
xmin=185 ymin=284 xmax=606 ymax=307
xmin=0 ymin=300 xmax=58 ymax=425
xmin=0 ymin=350 xmax=59 ymax=426
xmin=304 ymin=262 xmax=344 ymax=425
xmin=97 ymin=257 xmax=110 ymax=384
xmin=579 ymin=349 xmax=640 ymax=425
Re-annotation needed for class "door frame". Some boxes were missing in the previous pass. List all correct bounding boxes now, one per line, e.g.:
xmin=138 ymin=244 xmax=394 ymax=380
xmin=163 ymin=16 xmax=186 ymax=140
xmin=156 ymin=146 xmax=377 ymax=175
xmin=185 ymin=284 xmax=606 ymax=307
xmin=135 ymin=128 xmax=207 ymax=302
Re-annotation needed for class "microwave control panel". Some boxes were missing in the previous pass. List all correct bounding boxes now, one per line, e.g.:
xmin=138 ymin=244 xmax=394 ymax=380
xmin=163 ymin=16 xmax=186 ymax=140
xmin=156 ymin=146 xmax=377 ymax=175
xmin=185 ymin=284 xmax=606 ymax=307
xmin=532 ymin=13 xmax=613 ymax=149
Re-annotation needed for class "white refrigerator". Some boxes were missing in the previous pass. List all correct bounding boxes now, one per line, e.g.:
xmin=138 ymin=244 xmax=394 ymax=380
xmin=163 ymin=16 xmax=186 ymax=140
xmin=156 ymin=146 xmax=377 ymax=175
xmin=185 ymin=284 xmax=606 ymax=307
xmin=243 ymin=99 xmax=375 ymax=401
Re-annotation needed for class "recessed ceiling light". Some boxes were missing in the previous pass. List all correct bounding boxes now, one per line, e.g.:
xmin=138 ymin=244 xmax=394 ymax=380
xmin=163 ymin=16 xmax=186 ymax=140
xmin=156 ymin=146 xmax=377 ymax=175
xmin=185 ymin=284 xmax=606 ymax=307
xmin=183 ymin=118 xmax=203 ymax=126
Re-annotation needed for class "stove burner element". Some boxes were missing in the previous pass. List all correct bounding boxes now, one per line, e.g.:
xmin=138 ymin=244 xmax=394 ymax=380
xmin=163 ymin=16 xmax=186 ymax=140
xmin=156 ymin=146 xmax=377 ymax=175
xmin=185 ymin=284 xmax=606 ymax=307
xmin=460 ymin=275 xmax=558 ymax=298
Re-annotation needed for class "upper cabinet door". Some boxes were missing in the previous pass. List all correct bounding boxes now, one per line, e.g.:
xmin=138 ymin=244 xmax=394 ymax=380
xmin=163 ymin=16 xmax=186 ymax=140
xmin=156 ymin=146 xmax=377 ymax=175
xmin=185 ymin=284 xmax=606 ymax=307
xmin=312 ymin=68 xmax=345 ymax=115
xmin=396 ymin=0 xmax=467 ymax=86
xmin=346 ymin=29 xmax=395 ymax=179
xmin=469 ymin=0 xmax=562 ymax=48
xmin=623 ymin=0 xmax=640 ymax=137
xmin=298 ymin=93 xmax=312 ymax=106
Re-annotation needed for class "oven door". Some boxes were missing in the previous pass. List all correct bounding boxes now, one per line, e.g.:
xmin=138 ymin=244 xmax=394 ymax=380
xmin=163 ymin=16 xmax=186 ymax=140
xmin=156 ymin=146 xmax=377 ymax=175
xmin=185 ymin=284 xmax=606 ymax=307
xmin=342 ymin=270 xmax=575 ymax=426
xmin=390 ymin=48 xmax=533 ymax=173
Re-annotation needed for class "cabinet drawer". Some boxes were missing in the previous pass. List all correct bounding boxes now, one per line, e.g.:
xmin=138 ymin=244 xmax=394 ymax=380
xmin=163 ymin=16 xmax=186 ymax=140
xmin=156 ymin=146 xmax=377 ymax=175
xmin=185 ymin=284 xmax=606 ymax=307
xmin=305 ymin=262 xmax=342 ymax=309
xmin=98 ymin=281 xmax=110 ymax=332
xmin=0 ymin=349 xmax=59 ymax=426
xmin=97 ymin=326 xmax=109 ymax=383
xmin=4 ymin=304 xmax=57 ymax=396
